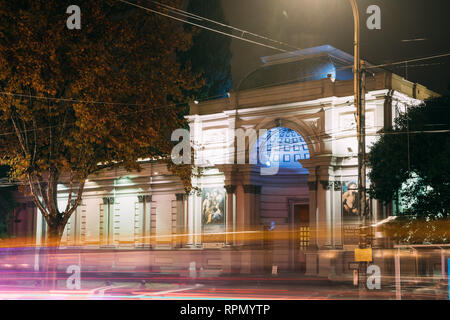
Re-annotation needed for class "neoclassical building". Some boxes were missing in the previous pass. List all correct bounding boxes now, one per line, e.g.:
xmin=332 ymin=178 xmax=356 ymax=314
xmin=9 ymin=45 xmax=438 ymax=277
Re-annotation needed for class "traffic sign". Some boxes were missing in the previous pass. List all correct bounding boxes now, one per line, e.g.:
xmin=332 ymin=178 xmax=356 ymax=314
xmin=355 ymin=248 xmax=373 ymax=262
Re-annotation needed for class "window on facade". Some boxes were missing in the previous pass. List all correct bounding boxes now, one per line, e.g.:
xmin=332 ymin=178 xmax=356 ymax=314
xmin=299 ymin=226 xmax=310 ymax=250
xmin=295 ymin=204 xmax=310 ymax=250
xmin=251 ymin=127 xmax=310 ymax=171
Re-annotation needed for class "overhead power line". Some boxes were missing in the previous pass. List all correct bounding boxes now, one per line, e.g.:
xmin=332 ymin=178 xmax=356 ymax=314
xmin=0 ymin=90 xmax=226 ymax=108
xmin=0 ymin=50 xmax=448 ymax=110
xmin=150 ymin=0 xmax=302 ymax=51
xmin=1 ymin=50 xmax=449 ymax=115
xmin=117 ymin=0 xmax=291 ymax=53
xmin=365 ymin=52 xmax=450 ymax=70
xmin=122 ymin=1 xmax=450 ymax=73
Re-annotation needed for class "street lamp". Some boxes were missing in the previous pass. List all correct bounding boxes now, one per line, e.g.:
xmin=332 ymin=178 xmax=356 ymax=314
xmin=348 ymin=0 xmax=370 ymax=295
xmin=348 ymin=0 xmax=366 ymax=230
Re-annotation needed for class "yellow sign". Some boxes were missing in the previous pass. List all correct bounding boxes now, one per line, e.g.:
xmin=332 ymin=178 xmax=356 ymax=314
xmin=355 ymin=248 xmax=373 ymax=262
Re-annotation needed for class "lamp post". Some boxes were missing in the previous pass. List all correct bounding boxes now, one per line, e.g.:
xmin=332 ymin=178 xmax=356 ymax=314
xmin=349 ymin=0 xmax=369 ymax=295
xmin=348 ymin=0 xmax=366 ymax=228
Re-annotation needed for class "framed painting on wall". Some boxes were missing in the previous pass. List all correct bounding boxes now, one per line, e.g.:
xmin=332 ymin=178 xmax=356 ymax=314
xmin=201 ymin=187 xmax=226 ymax=244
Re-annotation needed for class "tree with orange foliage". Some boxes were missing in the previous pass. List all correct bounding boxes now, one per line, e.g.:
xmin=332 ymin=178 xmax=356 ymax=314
xmin=0 ymin=0 xmax=201 ymax=245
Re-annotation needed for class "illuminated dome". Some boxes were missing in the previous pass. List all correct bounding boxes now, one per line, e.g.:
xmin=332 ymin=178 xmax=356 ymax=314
xmin=250 ymin=127 xmax=310 ymax=173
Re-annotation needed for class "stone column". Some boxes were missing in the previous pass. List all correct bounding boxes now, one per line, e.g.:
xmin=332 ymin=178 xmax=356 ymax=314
xmin=224 ymin=185 xmax=236 ymax=246
xmin=319 ymin=180 xmax=333 ymax=248
xmin=242 ymin=184 xmax=262 ymax=250
xmin=193 ymin=193 xmax=202 ymax=247
xmin=333 ymin=181 xmax=343 ymax=249
xmin=305 ymin=181 xmax=319 ymax=276
xmin=307 ymin=181 xmax=318 ymax=250
xmin=138 ymin=195 xmax=152 ymax=246
xmin=243 ymin=185 xmax=254 ymax=233
xmin=175 ymin=193 xmax=185 ymax=248
xmin=243 ymin=185 xmax=261 ymax=230
xmin=186 ymin=193 xmax=195 ymax=247
xmin=102 ymin=197 xmax=115 ymax=246
xmin=254 ymin=186 xmax=262 ymax=229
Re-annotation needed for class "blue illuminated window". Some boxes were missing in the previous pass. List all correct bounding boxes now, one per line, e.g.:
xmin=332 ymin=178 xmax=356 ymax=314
xmin=251 ymin=127 xmax=310 ymax=170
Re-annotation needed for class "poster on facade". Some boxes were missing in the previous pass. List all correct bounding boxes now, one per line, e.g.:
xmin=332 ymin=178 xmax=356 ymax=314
xmin=341 ymin=181 xmax=372 ymax=245
xmin=341 ymin=181 xmax=360 ymax=245
xmin=342 ymin=181 xmax=359 ymax=219
xmin=201 ymin=188 xmax=226 ymax=243
xmin=341 ymin=181 xmax=372 ymax=219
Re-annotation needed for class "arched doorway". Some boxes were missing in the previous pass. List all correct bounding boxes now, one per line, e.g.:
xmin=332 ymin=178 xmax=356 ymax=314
xmin=250 ymin=127 xmax=311 ymax=272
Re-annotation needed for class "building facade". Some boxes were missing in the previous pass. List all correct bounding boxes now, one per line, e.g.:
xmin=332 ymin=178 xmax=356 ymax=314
xmin=9 ymin=45 xmax=438 ymax=278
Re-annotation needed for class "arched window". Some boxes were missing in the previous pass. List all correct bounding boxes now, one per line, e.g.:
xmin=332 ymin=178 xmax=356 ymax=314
xmin=251 ymin=127 xmax=310 ymax=173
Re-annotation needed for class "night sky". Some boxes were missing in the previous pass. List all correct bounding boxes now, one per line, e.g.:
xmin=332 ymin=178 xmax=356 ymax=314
xmin=221 ymin=0 xmax=450 ymax=94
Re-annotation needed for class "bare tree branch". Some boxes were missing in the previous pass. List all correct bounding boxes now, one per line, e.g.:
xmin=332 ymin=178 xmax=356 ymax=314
xmin=64 ymin=172 xmax=74 ymax=214
xmin=26 ymin=173 xmax=49 ymax=223
xmin=10 ymin=111 xmax=29 ymax=159
xmin=32 ymin=117 xmax=38 ymax=166
xmin=62 ymin=179 xmax=86 ymax=227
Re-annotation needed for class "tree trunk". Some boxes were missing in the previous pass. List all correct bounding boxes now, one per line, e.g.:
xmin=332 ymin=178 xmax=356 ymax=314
xmin=29 ymin=169 xmax=85 ymax=289
xmin=44 ymin=224 xmax=64 ymax=289
xmin=47 ymin=223 xmax=64 ymax=247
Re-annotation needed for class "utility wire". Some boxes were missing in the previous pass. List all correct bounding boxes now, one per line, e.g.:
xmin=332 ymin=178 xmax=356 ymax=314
xmin=0 ymin=55 xmax=445 ymax=138
xmin=119 ymin=1 xmax=450 ymax=76
xmin=117 ymin=0 xmax=289 ymax=52
xmin=1 ymin=49 xmax=448 ymax=123
xmin=364 ymin=52 xmax=450 ymax=70
xmin=150 ymin=0 xmax=302 ymax=51
xmin=0 ymin=90 xmax=227 ymax=108
xmin=1 ymin=1 xmax=445 ymax=109
xmin=1 ymin=103 xmax=447 ymax=142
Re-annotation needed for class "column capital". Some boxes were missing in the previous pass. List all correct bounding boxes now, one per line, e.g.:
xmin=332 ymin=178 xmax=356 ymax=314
xmin=307 ymin=181 xmax=317 ymax=191
xmin=333 ymin=181 xmax=342 ymax=191
xmin=320 ymin=180 xmax=333 ymax=190
xmin=175 ymin=193 xmax=185 ymax=201
xmin=224 ymin=185 xmax=236 ymax=194
xmin=138 ymin=195 xmax=152 ymax=203
xmin=103 ymin=197 xmax=114 ymax=205
xmin=243 ymin=184 xmax=261 ymax=194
